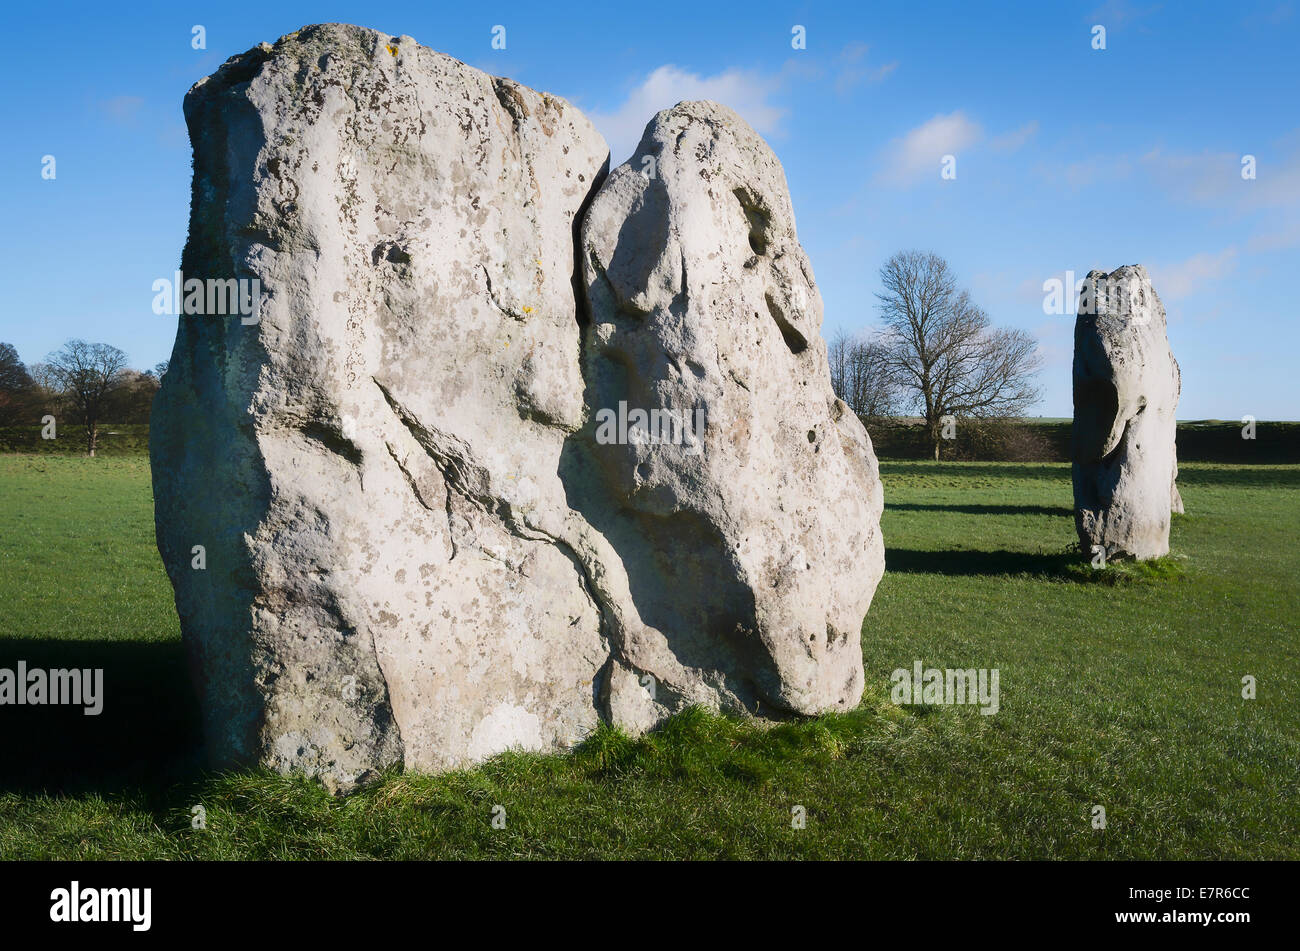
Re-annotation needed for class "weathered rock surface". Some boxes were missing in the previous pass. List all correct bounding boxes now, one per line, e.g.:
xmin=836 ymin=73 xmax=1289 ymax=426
xmin=1071 ymin=265 xmax=1181 ymax=561
xmin=153 ymin=24 xmax=885 ymax=791
xmin=578 ymin=102 xmax=884 ymax=727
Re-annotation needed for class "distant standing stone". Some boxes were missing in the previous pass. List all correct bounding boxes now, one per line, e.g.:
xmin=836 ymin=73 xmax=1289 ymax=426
xmin=1072 ymin=265 xmax=1181 ymax=561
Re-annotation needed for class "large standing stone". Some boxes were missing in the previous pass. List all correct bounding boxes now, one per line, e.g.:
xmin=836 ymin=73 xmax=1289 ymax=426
xmin=577 ymin=102 xmax=884 ymax=727
xmin=153 ymin=24 xmax=885 ymax=791
xmin=154 ymin=24 xmax=612 ymax=788
xmin=1071 ymin=265 xmax=1181 ymax=561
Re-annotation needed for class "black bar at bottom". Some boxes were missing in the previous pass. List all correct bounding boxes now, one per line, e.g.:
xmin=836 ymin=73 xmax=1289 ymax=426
xmin=0 ymin=860 xmax=1279 ymax=938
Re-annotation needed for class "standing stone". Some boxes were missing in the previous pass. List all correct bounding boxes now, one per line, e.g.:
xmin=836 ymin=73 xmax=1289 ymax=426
xmin=577 ymin=102 xmax=885 ymax=726
xmin=153 ymin=24 xmax=612 ymax=790
xmin=153 ymin=25 xmax=885 ymax=791
xmin=1072 ymin=265 xmax=1181 ymax=561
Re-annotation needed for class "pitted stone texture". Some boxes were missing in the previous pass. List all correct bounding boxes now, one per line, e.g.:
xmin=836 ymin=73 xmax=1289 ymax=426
xmin=154 ymin=30 xmax=885 ymax=792
xmin=577 ymin=101 xmax=885 ymax=724
xmin=153 ymin=24 xmax=611 ymax=791
xmin=1071 ymin=265 xmax=1181 ymax=561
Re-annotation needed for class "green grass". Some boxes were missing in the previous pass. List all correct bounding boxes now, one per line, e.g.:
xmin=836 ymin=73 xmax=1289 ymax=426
xmin=0 ymin=455 xmax=1296 ymax=859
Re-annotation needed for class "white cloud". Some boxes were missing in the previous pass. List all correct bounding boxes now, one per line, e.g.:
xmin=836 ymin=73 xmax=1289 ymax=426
xmin=1149 ymin=247 xmax=1238 ymax=301
xmin=834 ymin=42 xmax=898 ymax=94
xmin=1028 ymin=141 xmax=1300 ymax=211
xmin=1088 ymin=0 xmax=1161 ymax=28
xmin=586 ymin=65 xmax=786 ymax=166
xmin=1137 ymin=146 xmax=1300 ymax=211
xmin=1243 ymin=1 xmax=1295 ymax=27
xmin=877 ymin=111 xmax=981 ymax=186
xmin=1138 ymin=148 xmax=1241 ymax=203
xmin=1034 ymin=154 xmax=1134 ymax=189
xmin=1247 ymin=220 xmax=1300 ymax=252
xmin=990 ymin=120 xmax=1039 ymax=154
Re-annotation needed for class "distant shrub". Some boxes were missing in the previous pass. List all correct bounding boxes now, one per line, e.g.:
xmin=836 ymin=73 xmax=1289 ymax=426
xmin=864 ymin=417 xmax=1061 ymax=462
xmin=862 ymin=418 xmax=1300 ymax=464
xmin=0 ymin=423 xmax=150 ymax=455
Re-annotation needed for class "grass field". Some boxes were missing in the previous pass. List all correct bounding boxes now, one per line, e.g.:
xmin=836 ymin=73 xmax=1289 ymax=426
xmin=0 ymin=454 xmax=1296 ymax=859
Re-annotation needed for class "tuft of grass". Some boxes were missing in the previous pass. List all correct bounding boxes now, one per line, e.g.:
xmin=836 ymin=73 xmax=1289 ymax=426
xmin=1062 ymin=554 xmax=1190 ymax=586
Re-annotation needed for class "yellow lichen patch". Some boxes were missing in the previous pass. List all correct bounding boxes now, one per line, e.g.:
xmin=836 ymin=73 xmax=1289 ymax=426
xmin=522 ymin=306 xmax=535 ymax=315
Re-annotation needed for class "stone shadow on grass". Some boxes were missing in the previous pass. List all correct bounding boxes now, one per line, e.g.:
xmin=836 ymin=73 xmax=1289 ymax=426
xmin=0 ymin=638 xmax=204 ymax=796
xmin=886 ymin=547 xmax=1187 ymax=586
xmin=885 ymin=547 xmax=1081 ymax=579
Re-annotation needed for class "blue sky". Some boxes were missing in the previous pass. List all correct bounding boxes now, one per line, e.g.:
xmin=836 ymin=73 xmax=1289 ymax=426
xmin=2 ymin=0 xmax=1297 ymax=418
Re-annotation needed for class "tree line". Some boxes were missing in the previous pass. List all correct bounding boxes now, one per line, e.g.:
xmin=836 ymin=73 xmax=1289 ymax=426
xmin=3 ymin=252 xmax=1040 ymax=460
xmin=0 ymin=340 xmax=167 ymax=456
xmin=828 ymin=250 xmax=1041 ymax=459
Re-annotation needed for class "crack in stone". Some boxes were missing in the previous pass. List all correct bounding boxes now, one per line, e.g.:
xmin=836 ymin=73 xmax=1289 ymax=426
xmin=373 ymin=374 xmax=629 ymax=717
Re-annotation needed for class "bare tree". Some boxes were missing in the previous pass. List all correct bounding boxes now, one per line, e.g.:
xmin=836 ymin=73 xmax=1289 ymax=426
xmin=876 ymin=251 xmax=1041 ymax=459
xmin=828 ymin=329 xmax=851 ymax=405
xmin=26 ymin=362 xmax=62 ymax=406
xmin=829 ymin=329 xmax=899 ymax=420
xmin=106 ymin=369 xmax=161 ymax=423
xmin=42 ymin=340 xmax=128 ymax=456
